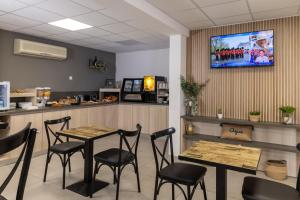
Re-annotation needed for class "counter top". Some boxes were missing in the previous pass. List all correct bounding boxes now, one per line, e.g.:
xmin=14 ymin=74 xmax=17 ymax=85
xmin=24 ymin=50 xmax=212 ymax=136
xmin=0 ymin=102 xmax=168 ymax=117
xmin=182 ymin=115 xmax=300 ymax=130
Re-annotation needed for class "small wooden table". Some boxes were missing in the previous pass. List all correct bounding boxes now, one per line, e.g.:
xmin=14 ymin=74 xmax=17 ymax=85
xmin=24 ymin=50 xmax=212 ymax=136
xmin=179 ymin=140 xmax=261 ymax=200
xmin=57 ymin=126 xmax=118 ymax=198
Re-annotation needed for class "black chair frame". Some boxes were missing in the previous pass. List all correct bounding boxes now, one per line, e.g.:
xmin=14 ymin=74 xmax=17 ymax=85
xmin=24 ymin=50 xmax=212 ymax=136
xmin=43 ymin=116 xmax=84 ymax=189
xmin=0 ymin=123 xmax=36 ymax=200
xmin=93 ymin=124 xmax=142 ymax=200
xmin=151 ymin=128 xmax=207 ymax=200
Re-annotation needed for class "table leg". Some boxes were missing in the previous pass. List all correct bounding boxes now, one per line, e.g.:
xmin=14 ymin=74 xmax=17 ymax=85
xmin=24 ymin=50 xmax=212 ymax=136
xmin=216 ymin=167 xmax=227 ymax=200
xmin=66 ymin=140 xmax=109 ymax=197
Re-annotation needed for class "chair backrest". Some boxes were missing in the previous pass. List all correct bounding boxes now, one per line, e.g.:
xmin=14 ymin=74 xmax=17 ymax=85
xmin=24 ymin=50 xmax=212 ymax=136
xmin=297 ymin=143 xmax=300 ymax=193
xmin=150 ymin=127 xmax=176 ymax=174
xmin=44 ymin=116 xmax=71 ymax=148
xmin=0 ymin=123 xmax=37 ymax=200
xmin=118 ymin=124 xmax=142 ymax=159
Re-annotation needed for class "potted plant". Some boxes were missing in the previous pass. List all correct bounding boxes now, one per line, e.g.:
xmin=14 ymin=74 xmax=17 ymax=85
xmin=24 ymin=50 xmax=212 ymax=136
xmin=249 ymin=111 xmax=261 ymax=122
xmin=180 ymin=76 xmax=209 ymax=116
xmin=279 ymin=106 xmax=296 ymax=124
xmin=217 ymin=108 xmax=223 ymax=119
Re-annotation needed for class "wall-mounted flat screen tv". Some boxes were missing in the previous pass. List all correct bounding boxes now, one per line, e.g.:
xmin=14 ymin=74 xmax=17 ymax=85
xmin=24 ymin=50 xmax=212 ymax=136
xmin=210 ymin=30 xmax=274 ymax=68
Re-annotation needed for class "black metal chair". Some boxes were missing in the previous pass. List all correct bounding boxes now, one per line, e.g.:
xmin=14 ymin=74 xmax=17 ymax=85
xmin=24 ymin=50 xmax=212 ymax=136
xmin=43 ymin=116 xmax=84 ymax=189
xmin=151 ymin=128 xmax=208 ymax=200
xmin=0 ymin=123 xmax=36 ymax=200
xmin=242 ymin=143 xmax=300 ymax=200
xmin=93 ymin=124 xmax=142 ymax=200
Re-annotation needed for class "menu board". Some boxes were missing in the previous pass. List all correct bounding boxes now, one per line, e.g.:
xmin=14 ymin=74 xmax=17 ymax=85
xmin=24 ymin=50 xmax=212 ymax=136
xmin=132 ymin=80 xmax=143 ymax=92
xmin=124 ymin=80 xmax=133 ymax=92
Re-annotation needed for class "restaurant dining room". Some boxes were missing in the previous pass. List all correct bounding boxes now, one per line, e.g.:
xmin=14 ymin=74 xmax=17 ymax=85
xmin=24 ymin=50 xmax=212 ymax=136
xmin=0 ymin=0 xmax=300 ymax=200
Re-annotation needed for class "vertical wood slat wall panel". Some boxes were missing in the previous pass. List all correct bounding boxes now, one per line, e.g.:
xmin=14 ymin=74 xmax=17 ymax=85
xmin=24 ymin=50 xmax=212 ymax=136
xmin=187 ymin=16 xmax=300 ymax=123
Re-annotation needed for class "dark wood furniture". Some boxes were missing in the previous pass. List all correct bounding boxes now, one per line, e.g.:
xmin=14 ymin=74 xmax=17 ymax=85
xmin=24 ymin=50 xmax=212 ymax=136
xmin=242 ymin=143 xmax=300 ymax=200
xmin=93 ymin=124 xmax=142 ymax=200
xmin=151 ymin=128 xmax=207 ymax=200
xmin=43 ymin=116 xmax=85 ymax=189
xmin=57 ymin=126 xmax=118 ymax=197
xmin=179 ymin=140 xmax=261 ymax=200
xmin=0 ymin=123 xmax=36 ymax=200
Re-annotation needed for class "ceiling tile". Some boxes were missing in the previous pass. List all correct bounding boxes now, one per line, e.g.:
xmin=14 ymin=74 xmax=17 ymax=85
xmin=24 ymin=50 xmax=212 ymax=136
xmin=77 ymin=27 xmax=110 ymax=37
xmin=170 ymin=8 xmax=209 ymax=23
xmin=47 ymin=31 xmax=90 ymax=41
xmin=104 ymin=34 xmax=129 ymax=42
xmin=193 ymin=0 xmax=239 ymax=7
xmin=99 ymin=3 xmax=146 ymax=21
xmin=146 ymin=0 xmax=196 ymax=12
xmin=121 ymin=31 xmax=151 ymax=39
xmin=36 ymin=0 xmax=91 ymax=17
xmin=248 ymin=0 xmax=300 ymax=12
xmin=213 ymin=14 xmax=252 ymax=26
xmin=32 ymin=24 xmax=68 ymax=34
xmin=70 ymin=0 xmax=120 ymax=10
xmin=73 ymin=12 xmax=116 ymax=27
xmin=100 ymin=23 xmax=136 ymax=34
xmin=202 ymin=0 xmax=250 ymax=19
xmin=17 ymin=0 xmax=46 ymax=5
xmin=17 ymin=28 xmax=51 ymax=37
xmin=184 ymin=20 xmax=214 ymax=30
xmin=0 ymin=0 xmax=27 ymax=12
xmin=0 ymin=21 xmax=22 ymax=31
xmin=253 ymin=6 xmax=299 ymax=20
xmin=80 ymin=37 xmax=109 ymax=45
xmin=0 ymin=14 xmax=41 ymax=28
xmin=13 ymin=7 xmax=63 ymax=23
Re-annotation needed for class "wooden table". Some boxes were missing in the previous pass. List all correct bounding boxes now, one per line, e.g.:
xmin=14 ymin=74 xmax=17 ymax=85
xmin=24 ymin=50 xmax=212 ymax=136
xmin=179 ymin=140 xmax=261 ymax=200
xmin=57 ymin=126 xmax=118 ymax=198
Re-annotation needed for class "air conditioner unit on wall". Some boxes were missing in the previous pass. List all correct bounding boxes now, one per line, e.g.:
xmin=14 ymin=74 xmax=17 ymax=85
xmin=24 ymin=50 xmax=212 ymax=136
xmin=14 ymin=39 xmax=67 ymax=60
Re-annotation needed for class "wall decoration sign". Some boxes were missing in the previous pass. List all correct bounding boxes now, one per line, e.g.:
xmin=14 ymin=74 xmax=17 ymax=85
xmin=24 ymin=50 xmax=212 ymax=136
xmin=89 ymin=56 xmax=107 ymax=72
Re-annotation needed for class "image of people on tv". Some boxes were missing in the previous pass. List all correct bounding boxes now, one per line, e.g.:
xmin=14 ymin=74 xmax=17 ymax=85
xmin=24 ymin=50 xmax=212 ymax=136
xmin=211 ymin=30 xmax=274 ymax=68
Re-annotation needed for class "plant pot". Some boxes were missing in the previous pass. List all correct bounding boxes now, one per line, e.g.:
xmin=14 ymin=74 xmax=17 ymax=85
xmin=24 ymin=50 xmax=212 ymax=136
xmin=249 ymin=115 xmax=260 ymax=122
xmin=283 ymin=116 xmax=293 ymax=124
xmin=217 ymin=113 xmax=223 ymax=119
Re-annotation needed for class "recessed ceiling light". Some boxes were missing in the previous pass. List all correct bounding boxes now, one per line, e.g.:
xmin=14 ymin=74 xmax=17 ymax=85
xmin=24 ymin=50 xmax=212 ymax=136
xmin=48 ymin=18 xmax=92 ymax=31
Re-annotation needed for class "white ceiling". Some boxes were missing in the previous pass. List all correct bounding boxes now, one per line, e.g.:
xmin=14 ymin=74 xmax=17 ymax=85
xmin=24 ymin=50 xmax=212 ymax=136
xmin=0 ymin=0 xmax=299 ymax=53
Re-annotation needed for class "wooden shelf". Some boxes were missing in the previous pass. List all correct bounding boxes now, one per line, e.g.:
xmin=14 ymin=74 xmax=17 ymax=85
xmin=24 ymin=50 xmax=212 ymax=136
xmin=183 ymin=133 xmax=298 ymax=153
xmin=10 ymin=92 xmax=36 ymax=98
xmin=182 ymin=115 xmax=300 ymax=130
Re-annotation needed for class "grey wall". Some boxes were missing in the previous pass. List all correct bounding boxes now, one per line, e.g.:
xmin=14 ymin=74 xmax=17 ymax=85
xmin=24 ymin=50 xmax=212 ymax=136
xmin=0 ymin=29 xmax=115 ymax=92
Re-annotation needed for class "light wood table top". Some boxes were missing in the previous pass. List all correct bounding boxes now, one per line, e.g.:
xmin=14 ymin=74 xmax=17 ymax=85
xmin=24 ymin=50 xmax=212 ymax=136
xmin=58 ymin=126 xmax=118 ymax=141
xmin=180 ymin=140 xmax=261 ymax=173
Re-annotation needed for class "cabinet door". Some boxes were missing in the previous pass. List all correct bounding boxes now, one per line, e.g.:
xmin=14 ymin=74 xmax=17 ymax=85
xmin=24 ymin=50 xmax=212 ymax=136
xmin=88 ymin=106 xmax=105 ymax=127
xmin=9 ymin=113 xmax=43 ymax=159
xmin=132 ymin=105 xmax=149 ymax=134
xmin=102 ymin=105 xmax=118 ymax=129
xmin=149 ymin=106 xmax=169 ymax=133
xmin=68 ymin=108 xmax=89 ymax=128
xmin=118 ymin=104 xmax=133 ymax=130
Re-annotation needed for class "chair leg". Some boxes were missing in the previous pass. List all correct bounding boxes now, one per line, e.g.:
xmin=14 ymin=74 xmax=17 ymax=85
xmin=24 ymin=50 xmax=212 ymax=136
xmin=187 ymin=186 xmax=191 ymax=200
xmin=68 ymin=153 xmax=71 ymax=172
xmin=113 ymin=166 xmax=116 ymax=184
xmin=93 ymin=162 xmax=98 ymax=180
xmin=153 ymin=176 xmax=159 ymax=200
xmin=200 ymin=180 xmax=208 ymax=200
xmin=116 ymin=166 xmax=121 ymax=200
xmin=62 ymin=154 xmax=66 ymax=189
xmin=43 ymin=151 xmax=50 ymax=182
xmin=172 ymin=183 xmax=175 ymax=200
xmin=134 ymin=161 xmax=141 ymax=192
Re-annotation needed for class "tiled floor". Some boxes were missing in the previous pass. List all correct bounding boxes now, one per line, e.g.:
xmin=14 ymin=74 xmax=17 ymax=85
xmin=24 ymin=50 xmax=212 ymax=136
xmin=0 ymin=134 xmax=297 ymax=200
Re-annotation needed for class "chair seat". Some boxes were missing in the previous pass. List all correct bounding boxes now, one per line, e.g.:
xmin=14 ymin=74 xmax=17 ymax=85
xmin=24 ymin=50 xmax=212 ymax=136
xmin=94 ymin=148 xmax=134 ymax=166
xmin=159 ymin=163 xmax=207 ymax=185
xmin=50 ymin=141 xmax=84 ymax=154
xmin=242 ymin=176 xmax=300 ymax=200
xmin=0 ymin=195 xmax=7 ymax=200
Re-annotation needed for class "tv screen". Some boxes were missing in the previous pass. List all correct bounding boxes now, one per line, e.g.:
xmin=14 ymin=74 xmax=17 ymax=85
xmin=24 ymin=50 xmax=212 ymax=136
xmin=210 ymin=30 xmax=274 ymax=68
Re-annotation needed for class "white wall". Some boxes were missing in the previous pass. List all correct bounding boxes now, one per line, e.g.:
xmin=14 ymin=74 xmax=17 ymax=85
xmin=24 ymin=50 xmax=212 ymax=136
xmin=116 ymin=48 xmax=169 ymax=81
